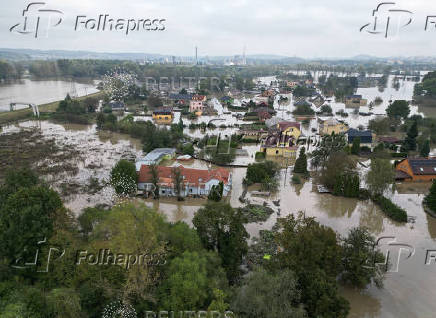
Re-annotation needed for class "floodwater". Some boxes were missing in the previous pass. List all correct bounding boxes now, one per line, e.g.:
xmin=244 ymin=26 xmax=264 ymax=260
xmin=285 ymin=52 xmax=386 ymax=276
xmin=1 ymin=72 xmax=436 ymax=317
xmin=0 ymin=78 xmax=98 ymax=112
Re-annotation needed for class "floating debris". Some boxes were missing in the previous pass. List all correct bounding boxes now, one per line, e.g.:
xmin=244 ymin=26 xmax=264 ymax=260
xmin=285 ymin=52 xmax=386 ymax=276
xmin=317 ymin=185 xmax=331 ymax=193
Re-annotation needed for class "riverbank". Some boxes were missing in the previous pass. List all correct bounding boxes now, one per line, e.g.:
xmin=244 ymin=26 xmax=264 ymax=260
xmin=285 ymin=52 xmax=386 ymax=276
xmin=0 ymin=91 xmax=103 ymax=125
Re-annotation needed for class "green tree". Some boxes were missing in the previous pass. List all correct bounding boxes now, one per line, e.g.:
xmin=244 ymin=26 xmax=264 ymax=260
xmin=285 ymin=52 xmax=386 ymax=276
xmin=311 ymin=134 xmax=347 ymax=169
xmin=351 ymin=137 xmax=361 ymax=155
xmin=0 ymin=185 xmax=63 ymax=266
xmin=341 ymin=228 xmax=385 ymax=288
xmin=208 ymin=182 xmax=224 ymax=202
xmin=366 ymin=159 xmax=395 ymax=196
xmin=171 ymin=167 xmax=184 ymax=201
xmin=46 ymin=288 xmax=82 ymax=318
xmin=150 ymin=164 xmax=160 ymax=198
xmin=386 ymin=100 xmax=410 ymax=120
xmin=320 ymin=151 xmax=356 ymax=191
xmin=110 ymin=160 xmax=137 ymax=196
xmin=404 ymin=120 xmax=418 ymax=151
xmin=274 ymin=213 xmax=349 ymax=318
xmin=182 ymin=143 xmax=195 ymax=156
xmin=193 ymin=202 xmax=249 ymax=283
xmin=231 ymin=268 xmax=307 ymax=318
xmin=159 ymin=251 xmax=209 ymax=310
xmin=294 ymin=147 xmax=308 ymax=174
xmin=245 ymin=161 xmax=279 ymax=185
xmin=420 ymin=139 xmax=430 ymax=157
xmin=424 ymin=179 xmax=436 ymax=212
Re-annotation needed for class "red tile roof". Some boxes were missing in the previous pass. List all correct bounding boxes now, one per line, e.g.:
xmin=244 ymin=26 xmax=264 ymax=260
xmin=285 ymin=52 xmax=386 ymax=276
xmin=192 ymin=95 xmax=207 ymax=101
xmin=138 ymin=165 xmax=230 ymax=187
xmin=278 ymin=121 xmax=300 ymax=131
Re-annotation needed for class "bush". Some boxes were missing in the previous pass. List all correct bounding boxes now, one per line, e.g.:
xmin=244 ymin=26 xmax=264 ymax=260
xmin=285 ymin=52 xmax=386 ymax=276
xmin=246 ymin=161 xmax=279 ymax=185
xmin=372 ymin=194 xmax=408 ymax=222
xmin=391 ymin=152 xmax=408 ymax=158
xmin=255 ymin=152 xmax=266 ymax=160
xmin=291 ymin=175 xmax=301 ymax=184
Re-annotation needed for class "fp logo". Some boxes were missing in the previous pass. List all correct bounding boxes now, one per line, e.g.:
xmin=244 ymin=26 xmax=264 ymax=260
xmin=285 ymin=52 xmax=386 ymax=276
xmin=12 ymin=237 xmax=65 ymax=273
xmin=10 ymin=2 xmax=63 ymax=38
xmin=360 ymin=2 xmax=413 ymax=38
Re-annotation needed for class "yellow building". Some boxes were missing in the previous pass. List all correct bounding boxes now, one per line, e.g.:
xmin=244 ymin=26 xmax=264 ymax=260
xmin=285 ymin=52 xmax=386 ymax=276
xmin=318 ymin=118 xmax=348 ymax=135
xmin=152 ymin=108 xmax=174 ymax=125
xmin=260 ymin=121 xmax=301 ymax=158
xmin=277 ymin=121 xmax=301 ymax=141
xmin=260 ymin=146 xmax=298 ymax=158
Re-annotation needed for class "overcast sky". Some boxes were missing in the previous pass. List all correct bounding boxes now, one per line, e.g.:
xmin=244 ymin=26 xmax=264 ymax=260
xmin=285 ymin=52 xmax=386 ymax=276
xmin=1 ymin=0 xmax=436 ymax=58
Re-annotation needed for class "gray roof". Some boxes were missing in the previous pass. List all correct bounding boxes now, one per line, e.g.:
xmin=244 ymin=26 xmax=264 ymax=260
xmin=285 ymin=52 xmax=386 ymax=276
xmin=135 ymin=148 xmax=176 ymax=171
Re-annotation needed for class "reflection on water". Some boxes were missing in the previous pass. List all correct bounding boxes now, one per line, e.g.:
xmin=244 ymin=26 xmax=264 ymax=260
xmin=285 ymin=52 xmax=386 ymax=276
xmin=0 ymin=78 xmax=98 ymax=112
xmin=2 ymin=110 xmax=436 ymax=317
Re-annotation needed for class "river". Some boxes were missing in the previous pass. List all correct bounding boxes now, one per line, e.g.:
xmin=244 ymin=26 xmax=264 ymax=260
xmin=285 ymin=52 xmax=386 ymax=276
xmin=0 ymin=78 xmax=99 ymax=112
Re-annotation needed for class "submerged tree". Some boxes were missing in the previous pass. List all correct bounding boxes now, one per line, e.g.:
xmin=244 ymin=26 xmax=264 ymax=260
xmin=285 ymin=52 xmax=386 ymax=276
xmin=294 ymin=147 xmax=308 ymax=174
xmin=366 ymin=159 xmax=395 ymax=196
xmin=110 ymin=160 xmax=137 ymax=196
xmin=424 ymin=179 xmax=436 ymax=212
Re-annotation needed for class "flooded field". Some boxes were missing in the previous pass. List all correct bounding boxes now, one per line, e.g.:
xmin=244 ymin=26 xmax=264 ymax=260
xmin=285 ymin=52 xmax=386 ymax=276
xmin=1 ymin=72 xmax=436 ymax=317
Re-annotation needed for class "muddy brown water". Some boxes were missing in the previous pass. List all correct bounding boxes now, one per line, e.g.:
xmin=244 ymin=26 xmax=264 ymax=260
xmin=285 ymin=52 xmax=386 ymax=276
xmin=2 ymin=117 xmax=436 ymax=317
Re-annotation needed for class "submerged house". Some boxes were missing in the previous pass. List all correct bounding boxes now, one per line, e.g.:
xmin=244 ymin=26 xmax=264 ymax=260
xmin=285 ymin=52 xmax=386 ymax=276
xmin=137 ymin=165 xmax=232 ymax=197
xmin=345 ymin=95 xmax=367 ymax=107
xmin=318 ymin=118 xmax=348 ymax=135
xmin=135 ymin=148 xmax=176 ymax=171
xmin=395 ymin=158 xmax=436 ymax=182
xmin=347 ymin=129 xmax=374 ymax=147
xmin=189 ymin=95 xmax=207 ymax=115
xmin=109 ymin=100 xmax=125 ymax=111
xmin=260 ymin=121 xmax=301 ymax=157
xmin=152 ymin=107 xmax=174 ymax=125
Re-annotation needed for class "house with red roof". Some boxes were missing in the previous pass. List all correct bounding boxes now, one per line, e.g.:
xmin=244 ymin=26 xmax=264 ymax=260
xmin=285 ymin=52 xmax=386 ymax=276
xmin=137 ymin=165 xmax=232 ymax=197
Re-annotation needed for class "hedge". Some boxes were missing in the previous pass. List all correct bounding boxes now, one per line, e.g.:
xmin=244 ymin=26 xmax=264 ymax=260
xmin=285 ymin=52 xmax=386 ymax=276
xmin=391 ymin=152 xmax=408 ymax=158
xmin=372 ymin=194 xmax=408 ymax=222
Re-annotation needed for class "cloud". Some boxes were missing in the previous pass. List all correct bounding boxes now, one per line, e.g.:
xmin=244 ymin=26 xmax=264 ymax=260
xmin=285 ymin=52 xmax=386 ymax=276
xmin=1 ymin=0 xmax=436 ymax=57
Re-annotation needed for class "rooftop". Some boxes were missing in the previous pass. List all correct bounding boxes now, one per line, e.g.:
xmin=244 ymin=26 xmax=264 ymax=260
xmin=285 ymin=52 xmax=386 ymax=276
xmin=408 ymin=158 xmax=436 ymax=175
xmin=138 ymin=165 xmax=231 ymax=187
xmin=347 ymin=128 xmax=372 ymax=137
xmin=135 ymin=148 xmax=176 ymax=170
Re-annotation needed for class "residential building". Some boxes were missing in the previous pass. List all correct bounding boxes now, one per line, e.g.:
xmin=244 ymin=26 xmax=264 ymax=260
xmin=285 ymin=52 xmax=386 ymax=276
xmin=135 ymin=148 xmax=176 ymax=171
xmin=347 ymin=129 xmax=374 ymax=147
xmin=152 ymin=107 xmax=174 ymax=125
xmin=137 ymin=165 xmax=232 ymax=197
xmin=286 ymin=81 xmax=299 ymax=88
xmin=260 ymin=121 xmax=301 ymax=158
xmin=109 ymin=100 xmax=125 ymax=111
xmin=318 ymin=118 xmax=348 ymax=135
xmin=277 ymin=121 xmax=302 ymax=140
xmin=395 ymin=158 xmax=436 ymax=182
xmin=345 ymin=95 xmax=367 ymax=107
xmin=189 ymin=95 xmax=207 ymax=115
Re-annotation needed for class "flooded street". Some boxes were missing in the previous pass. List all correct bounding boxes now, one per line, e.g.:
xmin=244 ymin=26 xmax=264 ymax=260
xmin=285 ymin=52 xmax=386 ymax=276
xmin=0 ymin=72 xmax=435 ymax=317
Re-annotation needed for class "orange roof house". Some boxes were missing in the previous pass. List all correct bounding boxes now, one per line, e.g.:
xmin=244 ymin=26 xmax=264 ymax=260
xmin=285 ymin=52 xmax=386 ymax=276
xmin=137 ymin=165 xmax=232 ymax=197
xmin=395 ymin=158 xmax=436 ymax=182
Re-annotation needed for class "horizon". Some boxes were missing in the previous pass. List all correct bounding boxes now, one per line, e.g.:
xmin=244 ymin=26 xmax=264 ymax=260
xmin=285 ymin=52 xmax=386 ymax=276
xmin=2 ymin=0 xmax=436 ymax=58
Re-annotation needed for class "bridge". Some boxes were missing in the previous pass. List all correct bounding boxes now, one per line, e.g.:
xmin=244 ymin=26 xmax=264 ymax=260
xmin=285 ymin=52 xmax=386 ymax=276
xmin=207 ymin=118 xmax=225 ymax=126
xmin=9 ymin=102 xmax=40 ymax=117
